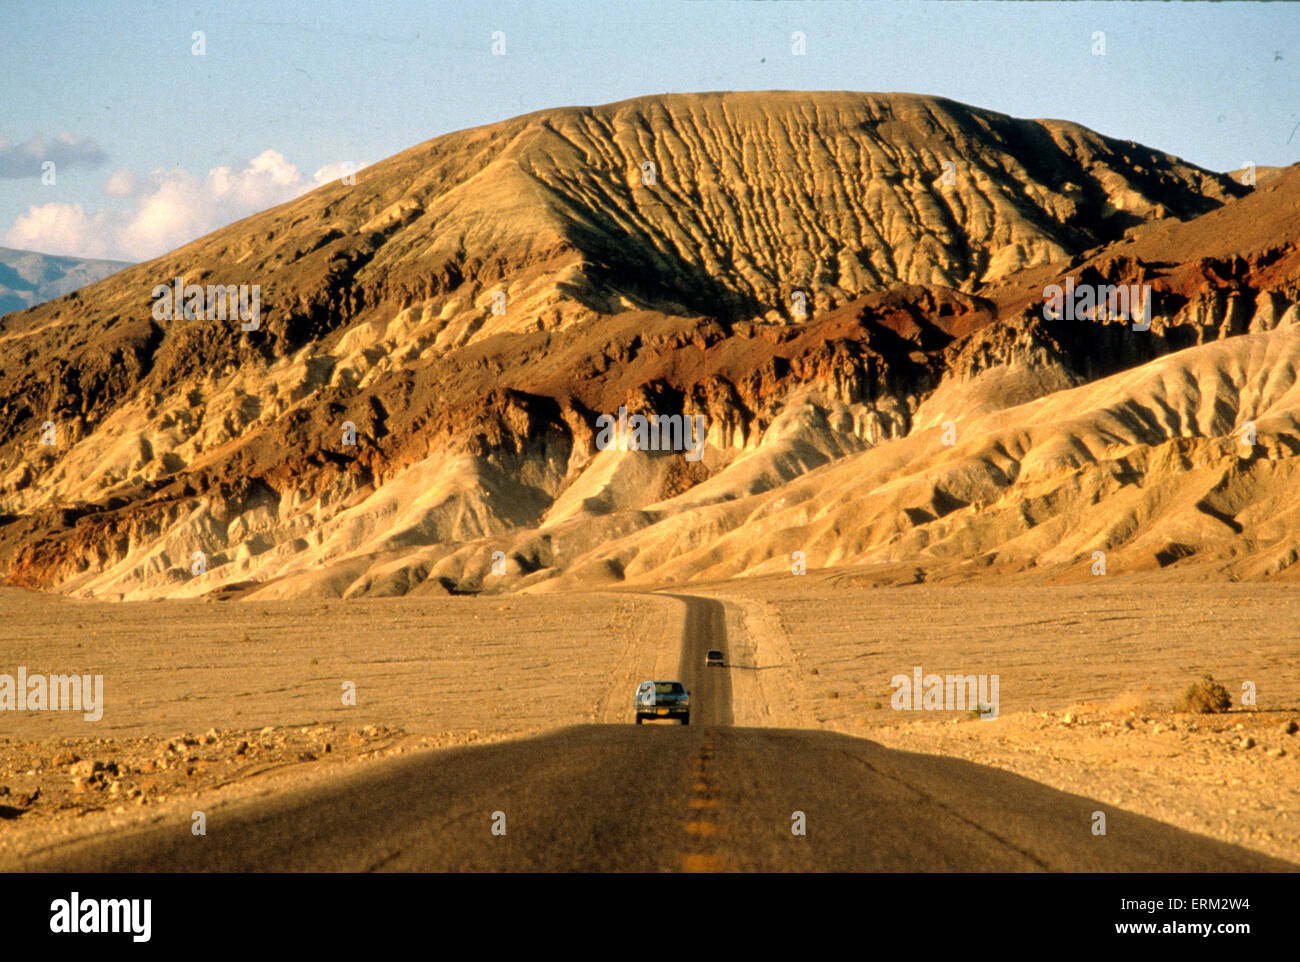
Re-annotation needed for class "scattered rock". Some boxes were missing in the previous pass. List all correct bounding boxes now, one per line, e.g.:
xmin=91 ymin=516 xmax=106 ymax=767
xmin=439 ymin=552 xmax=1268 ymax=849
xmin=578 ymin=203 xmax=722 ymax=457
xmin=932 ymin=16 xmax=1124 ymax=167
xmin=1237 ymin=736 xmax=1256 ymax=750
xmin=51 ymin=750 xmax=79 ymax=766
xmin=1282 ymin=720 xmax=1298 ymax=736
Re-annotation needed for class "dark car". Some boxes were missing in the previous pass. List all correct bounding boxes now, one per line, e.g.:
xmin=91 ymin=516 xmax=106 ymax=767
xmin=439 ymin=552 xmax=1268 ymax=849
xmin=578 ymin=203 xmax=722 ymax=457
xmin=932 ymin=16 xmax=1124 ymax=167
xmin=635 ymin=680 xmax=690 ymax=725
xmin=705 ymin=649 xmax=724 ymax=667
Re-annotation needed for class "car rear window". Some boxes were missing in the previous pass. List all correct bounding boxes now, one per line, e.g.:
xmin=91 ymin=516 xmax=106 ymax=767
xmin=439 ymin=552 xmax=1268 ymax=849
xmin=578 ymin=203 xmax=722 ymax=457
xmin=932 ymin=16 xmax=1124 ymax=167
xmin=655 ymin=682 xmax=683 ymax=694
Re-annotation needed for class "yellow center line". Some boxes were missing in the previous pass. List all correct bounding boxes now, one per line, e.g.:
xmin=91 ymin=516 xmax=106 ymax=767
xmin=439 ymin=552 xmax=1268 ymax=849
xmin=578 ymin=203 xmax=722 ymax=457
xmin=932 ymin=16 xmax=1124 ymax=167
xmin=682 ymin=742 xmax=723 ymax=871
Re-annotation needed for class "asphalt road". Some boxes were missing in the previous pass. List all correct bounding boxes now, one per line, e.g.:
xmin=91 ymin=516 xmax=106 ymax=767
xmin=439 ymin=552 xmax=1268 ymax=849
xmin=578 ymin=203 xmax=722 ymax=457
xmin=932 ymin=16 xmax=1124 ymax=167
xmin=19 ymin=594 xmax=1295 ymax=872
xmin=665 ymin=592 xmax=732 ymax=728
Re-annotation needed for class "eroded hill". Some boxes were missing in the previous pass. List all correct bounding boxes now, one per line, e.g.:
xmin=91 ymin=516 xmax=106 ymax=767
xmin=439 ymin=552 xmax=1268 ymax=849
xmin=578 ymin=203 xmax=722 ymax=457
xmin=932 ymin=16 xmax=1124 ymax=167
xmin=1 ymin=91 xmax=1296 ymax=599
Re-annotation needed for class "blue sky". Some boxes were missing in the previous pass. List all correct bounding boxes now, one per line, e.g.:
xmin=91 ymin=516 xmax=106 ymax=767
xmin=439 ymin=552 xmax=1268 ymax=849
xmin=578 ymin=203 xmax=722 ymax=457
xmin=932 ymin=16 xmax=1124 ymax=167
xmin=2 ymin=0 xmax=1297 ymax=261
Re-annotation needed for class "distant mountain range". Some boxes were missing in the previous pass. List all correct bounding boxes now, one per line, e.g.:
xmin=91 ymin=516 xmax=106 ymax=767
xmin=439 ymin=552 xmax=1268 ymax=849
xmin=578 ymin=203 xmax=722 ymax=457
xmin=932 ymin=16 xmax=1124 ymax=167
xmin=0 ymin=246 xmax=131 ymax=316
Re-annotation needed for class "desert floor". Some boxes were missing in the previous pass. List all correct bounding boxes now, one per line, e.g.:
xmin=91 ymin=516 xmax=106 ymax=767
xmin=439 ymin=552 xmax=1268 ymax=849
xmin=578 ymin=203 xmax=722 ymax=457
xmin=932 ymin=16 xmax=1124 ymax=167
xmin=0 ymin=574 xmax=1296 ymax=867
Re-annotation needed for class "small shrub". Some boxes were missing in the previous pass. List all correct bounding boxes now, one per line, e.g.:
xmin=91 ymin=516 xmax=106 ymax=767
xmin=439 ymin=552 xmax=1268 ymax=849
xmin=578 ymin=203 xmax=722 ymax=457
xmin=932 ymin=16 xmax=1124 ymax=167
xmin=1175 ymin=674 xmax=1232 ymax=714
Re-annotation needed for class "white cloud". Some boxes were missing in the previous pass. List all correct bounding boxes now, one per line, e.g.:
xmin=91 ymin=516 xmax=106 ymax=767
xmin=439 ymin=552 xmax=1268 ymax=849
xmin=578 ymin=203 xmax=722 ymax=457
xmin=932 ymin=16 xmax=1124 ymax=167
xmin=2 ymin=202 xmax=112 ymax=259
xmin=4 ymin=149 xmax=366 ymax=261
xmin=312 ymin=161 xmax=367 ymax=185
xmin=102 ymin=168 xmax=138 ymax=196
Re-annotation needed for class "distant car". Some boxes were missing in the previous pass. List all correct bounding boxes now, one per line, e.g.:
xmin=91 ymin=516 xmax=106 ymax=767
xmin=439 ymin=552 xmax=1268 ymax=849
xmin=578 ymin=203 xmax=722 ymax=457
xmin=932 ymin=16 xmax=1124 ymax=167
xmin=705 ymin=649 xmax=724 ymax=667
xmin=635 ymin=680 xmax=690 ymax=725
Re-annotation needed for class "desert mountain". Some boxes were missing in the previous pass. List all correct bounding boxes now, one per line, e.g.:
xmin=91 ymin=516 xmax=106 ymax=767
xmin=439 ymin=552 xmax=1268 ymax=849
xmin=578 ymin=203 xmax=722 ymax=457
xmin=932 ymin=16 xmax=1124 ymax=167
xmin=0 ymin=246 xmax=131 ymax=317
xmin=0 ymin=91 xmax=1296 ymax=599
